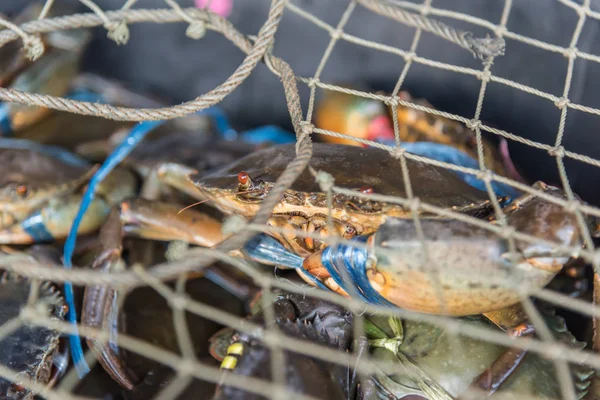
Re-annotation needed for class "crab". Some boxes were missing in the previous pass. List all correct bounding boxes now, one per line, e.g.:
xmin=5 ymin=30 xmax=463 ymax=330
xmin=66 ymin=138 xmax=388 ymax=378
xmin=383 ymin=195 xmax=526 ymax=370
xmin=0 ymin=138 xmax=136 ymax=244
xmin=207 ymin=287 xmax=591 ymax=400
xmin=292 ymin=182 xmax=596 ymax=394
xmin=81 ymin=142 xmax=589 ymax=393
xmin=74 ymin=110 xmax=270 ymax=206
xmin=209 ymin=291 xmax=356 ymax=400
xmin=192 ymin=143 xmax=504 ymax=258
xmin=82 ymin=218 xmax=247 ymax=392
xmin=0 ymin=6 xmax=91 ymax=137
xmin=365 ymin=307 xmax=593 ymax=399
xmin=314 ymin=89 xmax=513 ymax=180
xmin=0 ymin=245 xmax=69 ymax=400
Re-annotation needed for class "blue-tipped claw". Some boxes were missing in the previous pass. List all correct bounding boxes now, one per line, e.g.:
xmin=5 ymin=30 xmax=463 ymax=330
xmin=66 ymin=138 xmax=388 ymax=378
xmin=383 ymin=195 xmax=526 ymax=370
xmin=242 ymin=233 xmax=330 ymax=291
xmin=62 ymin=120 xmax=165 ymax=378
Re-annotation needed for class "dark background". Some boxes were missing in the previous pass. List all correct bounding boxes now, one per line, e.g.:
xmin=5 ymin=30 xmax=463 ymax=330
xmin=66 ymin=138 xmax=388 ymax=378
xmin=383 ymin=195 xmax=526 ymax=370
xmin=3 ymin=0 xmax=600 ymax=206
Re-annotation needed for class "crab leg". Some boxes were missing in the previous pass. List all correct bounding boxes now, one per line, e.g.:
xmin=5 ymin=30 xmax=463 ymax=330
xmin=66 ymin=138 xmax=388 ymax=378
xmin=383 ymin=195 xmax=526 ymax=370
xmin=82 ymin=208 xmax=138 ymax=390
xmin=118 ymin=198 xmax=224 ymax=247
xmin=82 ymin=199 xmax=254 ymax=390
xmin=473 ymin=305 xmax=534 ymax=395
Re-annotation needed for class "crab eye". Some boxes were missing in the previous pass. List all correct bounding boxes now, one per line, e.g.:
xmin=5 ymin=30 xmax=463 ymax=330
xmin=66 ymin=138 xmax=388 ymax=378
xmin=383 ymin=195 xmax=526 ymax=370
xmin=15 ymin=184 xmax=28 ymax=197
xmin=344 ymin=226 xmax=356 ymax=236
xmin=360 ymin=186 xmax=374 ymax=195
xmin=238 ymin=171 xmax=249 ymax=185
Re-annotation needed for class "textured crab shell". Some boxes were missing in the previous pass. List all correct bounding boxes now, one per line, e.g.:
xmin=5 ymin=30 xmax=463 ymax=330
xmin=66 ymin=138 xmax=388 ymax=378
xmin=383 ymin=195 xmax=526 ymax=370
xmin=192 ymin=143 xmax=500 ymax=218
xmin=0 ymin=146 xmax=88 ymax=189
xmin=0 ymin=276 xmax=66 ymax=398
xmin=212 ymin=294 xmax=355 ymax=400
xmin=372 ymin=217 xmax=562 ymax=315
xmin=368 ymin=306 xmax=593 ymax=399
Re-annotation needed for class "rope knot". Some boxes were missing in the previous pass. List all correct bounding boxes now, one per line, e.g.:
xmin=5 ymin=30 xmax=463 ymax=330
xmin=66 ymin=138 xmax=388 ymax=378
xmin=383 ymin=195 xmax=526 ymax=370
xmin=463 ymin=33 xmax=505 ymax=62
xmin=20 ymin=306 xmax=40 ymax=323
xmin=222 ymin=215 xmax=247 ymax=237
xmin=165 ymin=240 xmax=189 ymax=261
xmin=106 ymin=20 xmax=130 ymax=45
xmin=549 ymin=145 xmax=565 ymax=158
xmin=564 ymin=199 xmax=580 ymax=214
xmin=390 ymin=147 xmax=406 ymax=159
xmin=331 ymin=28 xmax=343 ymax=41
xmin=477 ymin=70 xmax=491 ymax=83
xmin=299 ymin=121 xmax=314 ymax=138
xmin=23 ymin=35 xmax=45 ymax=61
xmin=466 ymin=119 xmax=481 ymax=131
xmin=296 ymin=121 xmax=314 ymax=153
xmin=408 ymin=197 xmax=421 ymax=213
xmin=403 ymin=51 xmax=416 ymax=63
xmin=169 ymin=294 xmax=189 ymax=311
xmin=315 ymin=170 xmax=335 ymax=193
xmin=564 ymin=47 xmax=578 ymax=60
xmin=494 ymin=26 xmax=507 ymax=37
xmin=500 ymin=225 xmax=516 ymax=240
xmin=178 ymin=359 xmax=195 ymax=376
xmin=384 ymin=97 xmax=399 ymax=108
xmin=476 ymin=169 xmax=494 ymax=184
xmin=554 ymin=98 xmax=569 ymax=110
xmin=186 ymin=21 xmax=206 ymax=40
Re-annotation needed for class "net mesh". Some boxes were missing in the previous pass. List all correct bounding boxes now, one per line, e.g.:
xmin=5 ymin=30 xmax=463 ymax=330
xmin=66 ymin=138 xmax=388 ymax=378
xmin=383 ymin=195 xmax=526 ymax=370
xmin=0 ymin=0 xmax=599 ymax=399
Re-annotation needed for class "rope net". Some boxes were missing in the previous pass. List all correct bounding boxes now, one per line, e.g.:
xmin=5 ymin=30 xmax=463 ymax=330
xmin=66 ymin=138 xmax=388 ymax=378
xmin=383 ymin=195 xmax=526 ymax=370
xmin=0 ymin=0 xmax=598 ymax=399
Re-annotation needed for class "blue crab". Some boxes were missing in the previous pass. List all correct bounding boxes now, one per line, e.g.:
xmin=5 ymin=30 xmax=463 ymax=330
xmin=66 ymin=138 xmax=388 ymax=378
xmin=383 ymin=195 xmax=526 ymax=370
xmin=0 ymin=246 xmax=68 ymax=399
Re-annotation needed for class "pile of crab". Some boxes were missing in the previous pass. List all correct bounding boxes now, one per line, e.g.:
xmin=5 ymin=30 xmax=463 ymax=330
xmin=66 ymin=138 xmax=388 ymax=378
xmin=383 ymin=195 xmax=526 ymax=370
xmin=1 ymin=4 xmax=599 ymax=400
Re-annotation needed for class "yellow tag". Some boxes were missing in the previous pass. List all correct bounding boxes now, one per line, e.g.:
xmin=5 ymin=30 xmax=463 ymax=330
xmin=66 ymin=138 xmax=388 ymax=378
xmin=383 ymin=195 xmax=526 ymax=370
xmin=220 ymin=356 xmax=238 ymax=370
xmin=227 ymin=342 xmax=244 ymax=356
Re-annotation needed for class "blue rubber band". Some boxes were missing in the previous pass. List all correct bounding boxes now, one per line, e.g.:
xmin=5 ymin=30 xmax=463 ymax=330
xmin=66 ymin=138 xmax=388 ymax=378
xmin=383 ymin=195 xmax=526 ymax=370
xmin=66 ymin=89 xmax=106 ymax=104
xmin=0 ymin=103 xmax=13 ymax=137
xmin=319 ymin=237 xmax=397 ymax=307
xmin=240 ymin=125 xmax=295 ymax=144
xmin=197 ymin=107 xmax=238 ymax=140
xmin=242 ymin=233 xmax=330 ymax=291
xmin=377 ymin=140 xmax=522 ymax=200
xmin=62 ymin=120 xmax=164 ymax=378
xmin=21 ymin=210 xmax=55 ymax=242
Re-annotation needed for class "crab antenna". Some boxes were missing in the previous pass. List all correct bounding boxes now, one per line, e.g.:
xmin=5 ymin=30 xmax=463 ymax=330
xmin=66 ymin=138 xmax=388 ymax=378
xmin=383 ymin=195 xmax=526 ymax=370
xmin=177 ymin=189 xmax=262 ymax=214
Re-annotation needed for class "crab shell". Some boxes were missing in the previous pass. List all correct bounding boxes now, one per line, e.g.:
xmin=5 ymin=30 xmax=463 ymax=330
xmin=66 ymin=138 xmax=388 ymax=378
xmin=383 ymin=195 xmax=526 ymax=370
xmin=0 ymin=274 xmax=67 ymax=400
xmin=367 ymin=306 xmax=593 ymax=399
xmin=211 ymin=293 xmax=355 ymax=400
xmin=369 ymin=183 xmax=589 ymax=316
xmin=0 ymin=139 xmax=136 ymax=243
xmin=0 ymin=144 xmax=91 ymax=225
xmin=192 ymin=143 xmax=503 ymax=256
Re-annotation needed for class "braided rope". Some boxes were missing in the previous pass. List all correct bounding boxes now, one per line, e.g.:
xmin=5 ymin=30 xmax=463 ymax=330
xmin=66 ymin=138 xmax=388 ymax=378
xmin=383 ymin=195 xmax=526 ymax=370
xmin=0 ymin=6 xmax=282 ymax=121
